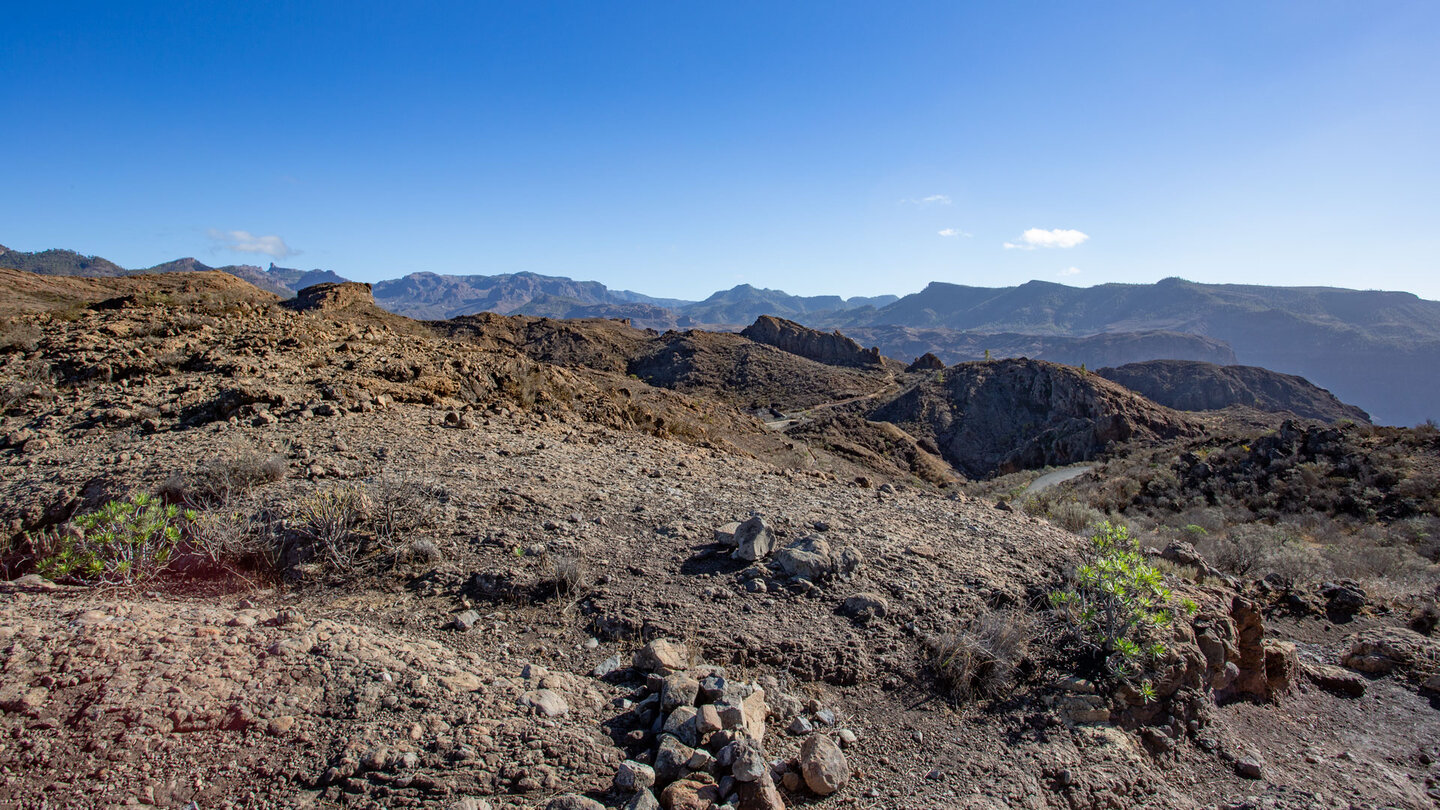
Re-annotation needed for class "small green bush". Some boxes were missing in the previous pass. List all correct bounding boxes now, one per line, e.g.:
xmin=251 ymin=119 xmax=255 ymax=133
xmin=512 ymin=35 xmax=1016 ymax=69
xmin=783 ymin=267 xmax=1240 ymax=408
xmin=37 ymin=494 xmax=194 ymax=585
xmin=1049 ymin=521 xmax=1176 ymax=673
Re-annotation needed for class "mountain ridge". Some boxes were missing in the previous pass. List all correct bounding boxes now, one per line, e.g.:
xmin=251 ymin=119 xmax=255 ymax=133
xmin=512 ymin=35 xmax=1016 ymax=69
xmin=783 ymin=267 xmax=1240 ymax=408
xmin=4 ymin=240 xmax=1436 ymax=424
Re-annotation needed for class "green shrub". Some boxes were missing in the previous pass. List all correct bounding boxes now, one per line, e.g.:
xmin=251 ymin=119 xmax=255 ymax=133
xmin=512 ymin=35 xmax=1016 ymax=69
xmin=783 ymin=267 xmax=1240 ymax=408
xmin=1049 ymin=521 xmax=1177 ymax=674
xmin=37 ymin=494 xmax=194 ymax=585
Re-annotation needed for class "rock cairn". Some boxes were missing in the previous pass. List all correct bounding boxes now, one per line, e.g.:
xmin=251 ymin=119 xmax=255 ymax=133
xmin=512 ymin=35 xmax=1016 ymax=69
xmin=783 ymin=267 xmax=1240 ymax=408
xmin=603 ymin=639 xmax=852 ymax=810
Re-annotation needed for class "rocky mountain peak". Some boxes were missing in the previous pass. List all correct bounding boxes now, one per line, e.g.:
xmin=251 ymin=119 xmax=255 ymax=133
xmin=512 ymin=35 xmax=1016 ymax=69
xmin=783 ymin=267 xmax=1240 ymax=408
xmin=740 ymin=315 xmax=884 ymax=369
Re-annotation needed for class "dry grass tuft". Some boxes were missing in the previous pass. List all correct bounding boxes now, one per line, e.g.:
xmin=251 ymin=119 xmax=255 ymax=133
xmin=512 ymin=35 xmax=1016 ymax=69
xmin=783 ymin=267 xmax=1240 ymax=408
xmin=927 ymin=609 xmax=1036 ymax=701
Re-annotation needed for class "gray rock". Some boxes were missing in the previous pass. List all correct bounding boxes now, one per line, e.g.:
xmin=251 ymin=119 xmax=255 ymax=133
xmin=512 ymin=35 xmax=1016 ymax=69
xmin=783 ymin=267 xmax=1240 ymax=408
xmin=714 ymin=522 xmax=741 ymax=546
xmin=730 ymin=738 xmax=768 ymax=782
xmin=687 ymin=748 xmax=715 ymax=771
xmin=837 ymin=728 xmax=858 ymax=747
xmin=633 ymin=639 xmax=689 ymax=673
xmin=765 ymin=690 xmax=803 ymax=721
xmin=774 ymin=535 xmax=833 ymax=580
xmin=732 ymin=515 xmax=775 ymax=562
xmin=655 ymin=734 xmax=695 ymax=785
xmin=841 ymin=592 xmax=888 ymax=623
xmin=661 ymin=673 xmax=701 ymax=713
xmin=1320 ymin=580 xmax=1367 ymax=620
xmin=787 ymin=716 xmax=814 ymax=735
xmin=799 ymin=734 xmax=850 ymax=795
xmin=1235 ymin=755 xmax=1265 ymax=779
xmin=592 ymin=653 xmax=624 ymax=678
xmin=519 ymin=689 xmax=569 ymax=717
xmin=615 ymin=760 xmax=657 ymax=792
xmin=698 ymin=674 xmax=728 ymax=704
xmin=452 ymin=610 xmax=481 ymax=631
xmin=663 ymin=705 xmax=700 ymax=747
xmin=624 ymin=790 xmax=661 ymax=810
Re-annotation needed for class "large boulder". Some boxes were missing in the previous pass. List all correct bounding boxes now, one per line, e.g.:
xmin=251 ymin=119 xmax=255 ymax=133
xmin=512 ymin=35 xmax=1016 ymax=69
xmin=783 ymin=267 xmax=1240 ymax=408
xmin=774 ymin=536 xmax=861 ymax=582
xmin=799 ymin=734 xmax=850 ymax=795
xmin=733 ymin=516 xmax=776 ymax=562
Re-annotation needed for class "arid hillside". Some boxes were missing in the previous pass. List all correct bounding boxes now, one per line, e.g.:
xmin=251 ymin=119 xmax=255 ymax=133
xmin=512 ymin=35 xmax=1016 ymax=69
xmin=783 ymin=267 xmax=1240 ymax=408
xmin=0 ymin=269 xmax=1437 ymax=810
xmin=1096 ymin=360 xmax=1371 ymax=425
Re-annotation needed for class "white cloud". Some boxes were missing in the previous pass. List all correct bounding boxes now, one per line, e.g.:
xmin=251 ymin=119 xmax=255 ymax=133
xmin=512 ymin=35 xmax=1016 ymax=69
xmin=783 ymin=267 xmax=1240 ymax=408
xmin=901 ymin=194 xmax=952 ymax=205
xmin=1058 ymin=266 xmax=1081 ymax=277
xmin=207 ymin=228 xmax=299 ymax=259
xmin=1004 ymin=228 xmax=1089 ymax=250
xmin=937 ymin=228 xmax=971 ymax=238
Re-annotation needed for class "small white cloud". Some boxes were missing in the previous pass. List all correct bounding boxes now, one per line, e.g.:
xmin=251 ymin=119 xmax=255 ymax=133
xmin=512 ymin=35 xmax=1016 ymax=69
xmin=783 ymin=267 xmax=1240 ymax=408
xmin=207 ymin=228 xmax=299 ymax=259
xmin=901 ymin=194 xmax=953 ymax=205
xmin=937 ymin=228 xmax=971 ymax=238
xmin=1058 ymin=266 xmax=1082 ymax=277
xmin=1004 ymin=228 xmax=1089 ymax=250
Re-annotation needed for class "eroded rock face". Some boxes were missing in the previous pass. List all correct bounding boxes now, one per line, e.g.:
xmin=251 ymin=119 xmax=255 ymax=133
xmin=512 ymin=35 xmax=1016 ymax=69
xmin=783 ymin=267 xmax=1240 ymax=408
xmin=289 ymin=281 xmax=377 ymax=313
xmin=871 ymin=358 xmax=1202 ymax=477
xmin=1342 ymin=627 xmax=1440 ymax=677
xmin=1096 ymin=359 xmax=1371 ymax=424
xmin=741 ymin=315 xmax=884 ymax=369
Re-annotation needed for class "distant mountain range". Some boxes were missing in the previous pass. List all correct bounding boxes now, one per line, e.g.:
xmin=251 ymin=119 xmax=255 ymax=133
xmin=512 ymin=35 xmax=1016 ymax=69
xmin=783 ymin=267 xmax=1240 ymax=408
xmin=0 ymin=245 xmax=345 ymax=298
xmin=3 ymin=241 xmax=1437 ymax=426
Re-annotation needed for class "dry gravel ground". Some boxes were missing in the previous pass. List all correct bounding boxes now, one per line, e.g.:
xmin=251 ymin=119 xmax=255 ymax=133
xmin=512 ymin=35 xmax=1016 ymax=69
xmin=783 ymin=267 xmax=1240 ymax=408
xmin=0 ymin=278 xmax=1437 ymax=810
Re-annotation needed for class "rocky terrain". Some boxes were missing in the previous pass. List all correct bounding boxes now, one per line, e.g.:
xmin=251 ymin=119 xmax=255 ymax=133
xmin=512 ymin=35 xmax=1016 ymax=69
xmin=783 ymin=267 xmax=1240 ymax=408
xmin=1095 ymin=361 xmax=1371 ymax=425
xmin=12 ymin=241 xmax=1438 ymax=425
xmin=0 ymin=268 xmax=1438 ymax=809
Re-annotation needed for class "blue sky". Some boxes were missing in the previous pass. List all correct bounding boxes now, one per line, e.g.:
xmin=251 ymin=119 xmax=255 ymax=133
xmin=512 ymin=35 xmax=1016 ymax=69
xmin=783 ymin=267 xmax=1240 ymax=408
xmin=3 ymin=1 xmax=1438 ymax=300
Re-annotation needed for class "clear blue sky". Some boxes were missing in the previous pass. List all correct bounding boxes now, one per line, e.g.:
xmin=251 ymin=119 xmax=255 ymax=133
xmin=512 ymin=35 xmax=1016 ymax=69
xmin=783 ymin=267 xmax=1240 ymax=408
xmin=4 ymin=1 xmax=1438 ymax=301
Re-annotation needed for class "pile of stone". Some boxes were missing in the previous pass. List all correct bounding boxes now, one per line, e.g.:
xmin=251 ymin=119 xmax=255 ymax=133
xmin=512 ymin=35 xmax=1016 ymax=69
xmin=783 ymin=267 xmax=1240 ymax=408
xmin=601 ymin=639 xmax=851 ymax=810
xmin=715 ymin=516 xmax=862 ymax=597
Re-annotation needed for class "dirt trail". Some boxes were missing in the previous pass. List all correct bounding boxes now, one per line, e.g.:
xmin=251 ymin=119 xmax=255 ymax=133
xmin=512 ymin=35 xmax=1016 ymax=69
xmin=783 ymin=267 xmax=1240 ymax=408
xmin=1024 ymin=465 xmax=1096 ymax=495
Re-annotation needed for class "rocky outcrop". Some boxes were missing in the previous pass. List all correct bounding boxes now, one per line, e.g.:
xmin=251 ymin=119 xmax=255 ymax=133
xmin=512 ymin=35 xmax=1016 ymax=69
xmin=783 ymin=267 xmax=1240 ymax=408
xmin=1097 ymin=359 xmax=1371 ymax=423
xmin=288 ymin=281 xmax=377 ymax=313
xmin=1341 ymin=627 xmax=1440 ymax=679
xmin=906 ymin=352 xmax=945 ymax=372
xmin=741 ymin=315 xmax=883 ymax=368
xmin=870 ymin=358 xmax=1202 ymax=478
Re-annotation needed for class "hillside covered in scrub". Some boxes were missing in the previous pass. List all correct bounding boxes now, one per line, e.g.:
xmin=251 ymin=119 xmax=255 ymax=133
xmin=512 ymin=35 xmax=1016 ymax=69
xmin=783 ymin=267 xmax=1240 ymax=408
xmin=0 ymin=268 xmax=1437 ymax=809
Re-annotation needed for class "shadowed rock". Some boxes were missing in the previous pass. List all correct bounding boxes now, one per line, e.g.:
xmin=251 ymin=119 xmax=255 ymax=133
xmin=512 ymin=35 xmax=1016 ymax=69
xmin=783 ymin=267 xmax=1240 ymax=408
xmin=741 ymin=315 xmax=884 ymax=368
